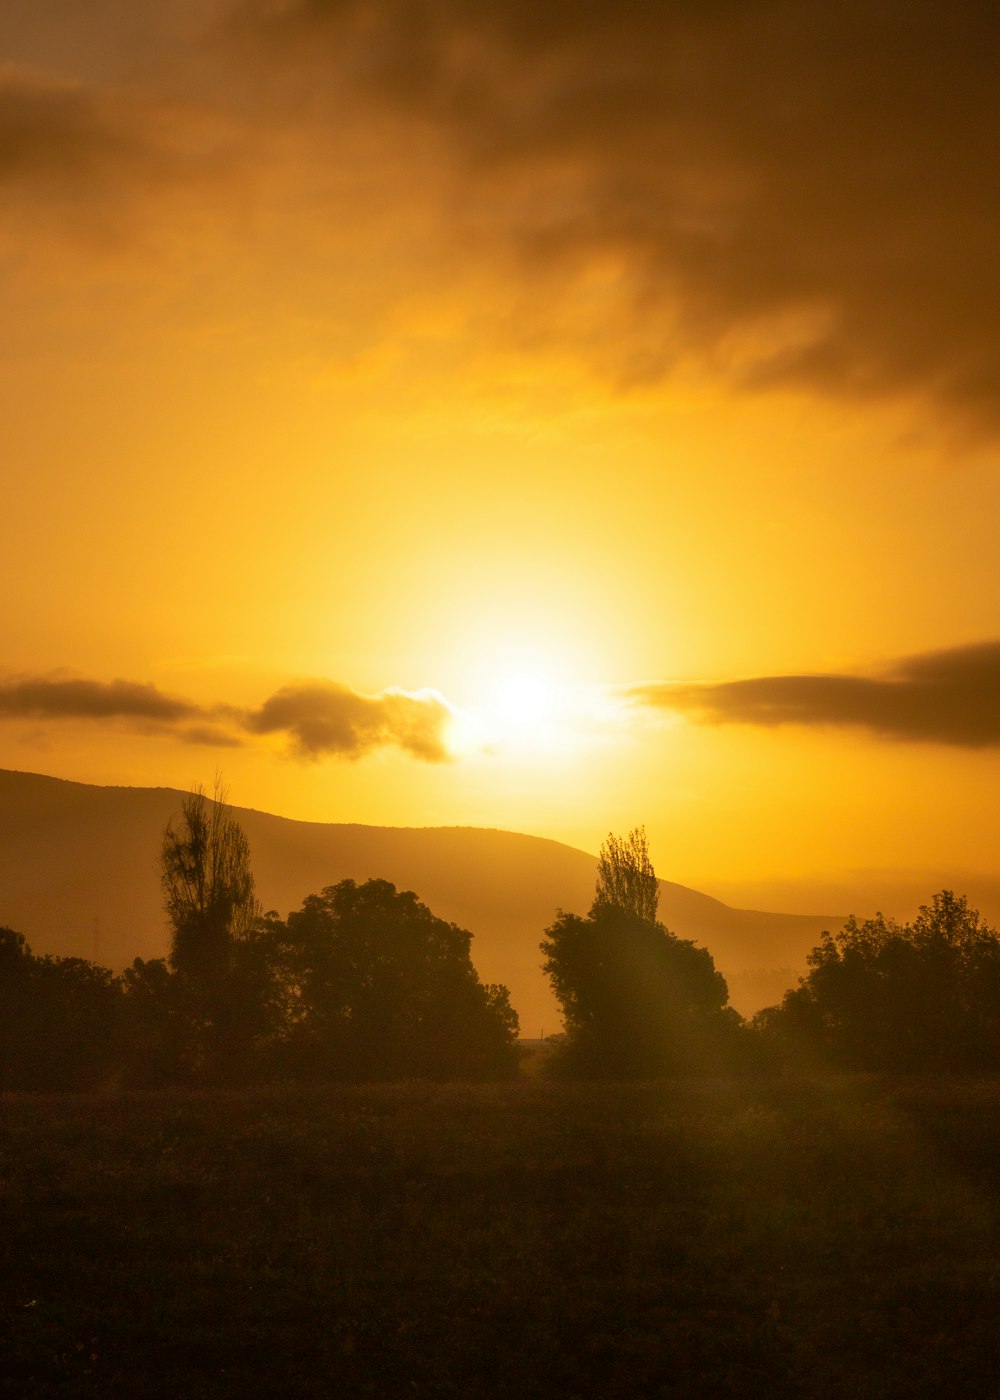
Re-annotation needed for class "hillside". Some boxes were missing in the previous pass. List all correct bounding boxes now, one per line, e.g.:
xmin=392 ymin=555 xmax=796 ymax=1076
xmin=0 ymin=769 xmax=843 ymax=1026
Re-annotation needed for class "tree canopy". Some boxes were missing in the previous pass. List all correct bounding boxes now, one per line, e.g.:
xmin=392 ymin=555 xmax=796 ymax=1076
xmin=593 ymin=827 xmax=659 ymax=924
xmin=756 ymin=890 xmax=1000 ymax=1071
xmin=0 ymin=928 xmax=121 ymax=1090
xmin=541 ymin=827 xmax=737 ymax=1077
xmin=0 ymin=871 xmax=520 ymax=1089
xmin=278 ymin=878 xmax=519 ymax=1080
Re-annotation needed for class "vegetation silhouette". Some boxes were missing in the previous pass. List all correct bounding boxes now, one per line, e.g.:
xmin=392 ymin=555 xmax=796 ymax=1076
xmin=755 ymin=890 xmax=1000 ymax=1071
xmin=0 ymin=927 xmax=120 ymax=1090
xmin=267 ymin=878 xmax=519 ymax=1080
xmin=592 ymin=826 xmax=660 ymax=923
xmin=134 ymin=789 xmax=519 ymax=1084
xmin=5 ymin=777 xmax=1000 ymax=1091
xmin=118 ymin=953 xmax=192 ymax=1087
xmin=159 ymin=781 xmax=275 ymax=1081
xmin=0 ymin=766 xmax=848 ymax=1028
xmin=541 ymin=828 xmax=742 ymax=1077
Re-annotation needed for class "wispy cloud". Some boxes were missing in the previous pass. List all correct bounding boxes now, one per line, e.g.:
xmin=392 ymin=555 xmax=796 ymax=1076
xmin=628 ymin=641 xmax=1000 ymax=747
xmin=0 ymin=673 xmax=456 ymax=762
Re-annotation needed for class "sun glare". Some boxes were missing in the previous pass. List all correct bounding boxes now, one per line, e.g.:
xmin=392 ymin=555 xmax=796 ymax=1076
xmin=441 ymin=634 xmax=617 ymax=760
xmin=445 ymin=662 xmax=593 ymax=759
xmin=495 ymin=673 xmax=555 ymax=729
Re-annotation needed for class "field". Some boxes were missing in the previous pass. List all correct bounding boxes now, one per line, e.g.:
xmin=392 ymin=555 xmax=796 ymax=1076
xmin=2 ymin=1077 xmax=999 ymax=1398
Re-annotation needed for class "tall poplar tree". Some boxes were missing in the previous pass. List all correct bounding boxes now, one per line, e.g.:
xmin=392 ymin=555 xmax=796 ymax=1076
xmin=592 ymin=827 xmax=659 ymax=924
xmin=161 ymin=780 xmax=264 ymax=1076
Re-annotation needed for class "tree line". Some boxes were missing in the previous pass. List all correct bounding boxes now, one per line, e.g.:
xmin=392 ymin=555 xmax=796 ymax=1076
xmin=541 ymin=830 xmax=1000 ymax=1077
xmin=3 ymin=792 xmax=1000 ymax=1090
xmin=2 ymin=787 xmax=518 ymax=1090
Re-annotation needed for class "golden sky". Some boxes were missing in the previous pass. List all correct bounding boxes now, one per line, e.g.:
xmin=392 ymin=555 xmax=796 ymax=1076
xmin=3 ymin=0 xmax=1000 ymax=913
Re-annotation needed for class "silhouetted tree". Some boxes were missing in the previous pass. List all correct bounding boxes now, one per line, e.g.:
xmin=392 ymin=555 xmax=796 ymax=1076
xmin=279 ymin=878 xmax=519 ymax=1080
xmin=162 ymin=782 xmax=259 ymax=980
xmin=160 ymin=782 xmax=267 ymax=1079
xmin=756 ymin=891 xmax=1000 ymax=1071
xmin=0 ymin=927 xmax=38 ymax=1089
xmin=32 ymin=954 xmax=123 ymax=1088
xmin=119 ymin=956 xmax=192 ymax=1086
xmin=593 ymin=827 xmax=659 ymax=924
xmin=0 ymin=928 xmax=121 ymax=1090
xmin=541 ymin=830 xmax=738 ymax=1077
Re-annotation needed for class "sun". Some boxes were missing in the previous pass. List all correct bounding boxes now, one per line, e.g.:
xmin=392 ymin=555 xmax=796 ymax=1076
xmin=495 ymin=673 xmax=555 ymax=730
xmin=443 ymin=636 xmax=606 ymax=759
xmin=445 ymin=666 xmax=566 ymax=756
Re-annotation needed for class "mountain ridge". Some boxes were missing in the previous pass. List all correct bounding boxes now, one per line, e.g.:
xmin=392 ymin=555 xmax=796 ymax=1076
xmin=0 ymin=767 xmax=843 ymax=1025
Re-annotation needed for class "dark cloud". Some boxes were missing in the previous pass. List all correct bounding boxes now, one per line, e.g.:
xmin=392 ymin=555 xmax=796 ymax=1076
xmin=245 ymin=681 xmax=454 ymax=761
xmin=0 ymin=70 xmax=243 ymax=236
xmin=0 ymin=676 xmax=200 ymax=723
xmin=0 ymin=74 xmax=164 ymax=202
xmin=0 ymin=673 xmax=454 ymax=761
xmin=235 ymin=0 xmax=1000 ymax=428
xmin=629 ymin=641 xmax=1000 ymax=747
xmin=5 ymin=2 xmax=999 ymax=427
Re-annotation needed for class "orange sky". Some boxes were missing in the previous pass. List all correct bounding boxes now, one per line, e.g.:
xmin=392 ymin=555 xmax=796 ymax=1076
xmin=3 ymin=0 xmax=1000 ymax=918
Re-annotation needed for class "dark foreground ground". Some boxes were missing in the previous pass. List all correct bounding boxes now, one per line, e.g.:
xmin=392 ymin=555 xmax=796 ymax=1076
xmin=2 ymin=1076 xmax=999 ymax=1398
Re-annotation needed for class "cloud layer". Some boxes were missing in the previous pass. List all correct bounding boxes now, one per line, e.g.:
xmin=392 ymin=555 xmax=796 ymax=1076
xmin=3 ymin=0 xmax=1000 ymax=429
xmin=229 ymin=0 xmax=1000 ymax=426
xmin=0 ymin=675 xmax=455 ymax=761
xmin=12 ymin=640 xmax=999 ymax=761
xmin=631 ymin=641 xmax=1000 ymax=747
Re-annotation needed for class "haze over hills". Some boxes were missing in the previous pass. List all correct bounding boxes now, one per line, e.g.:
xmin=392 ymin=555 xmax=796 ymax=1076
xmin=0 ymin=768 xmax=845 ymax=1027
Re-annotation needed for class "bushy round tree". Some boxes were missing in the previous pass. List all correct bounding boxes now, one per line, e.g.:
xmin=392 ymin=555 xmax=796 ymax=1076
xmin=755 ymin=890 xmax=1000 ymax=1071
xmin=278 ymin=878 xmax=520 ymax=1080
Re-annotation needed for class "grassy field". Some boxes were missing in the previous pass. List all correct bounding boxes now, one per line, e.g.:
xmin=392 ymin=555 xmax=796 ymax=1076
xmin=2 ymin=1076 xmax=999 ymax=1398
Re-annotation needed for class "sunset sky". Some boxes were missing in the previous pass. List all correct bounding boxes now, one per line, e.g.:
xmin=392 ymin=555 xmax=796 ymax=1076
xmin=3 ymin=0 xmax=1000 ymax=915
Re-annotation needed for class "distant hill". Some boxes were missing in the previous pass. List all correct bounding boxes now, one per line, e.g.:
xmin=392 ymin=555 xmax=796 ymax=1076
xmin=0 ymin=768 xmax=843 ymax=1028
